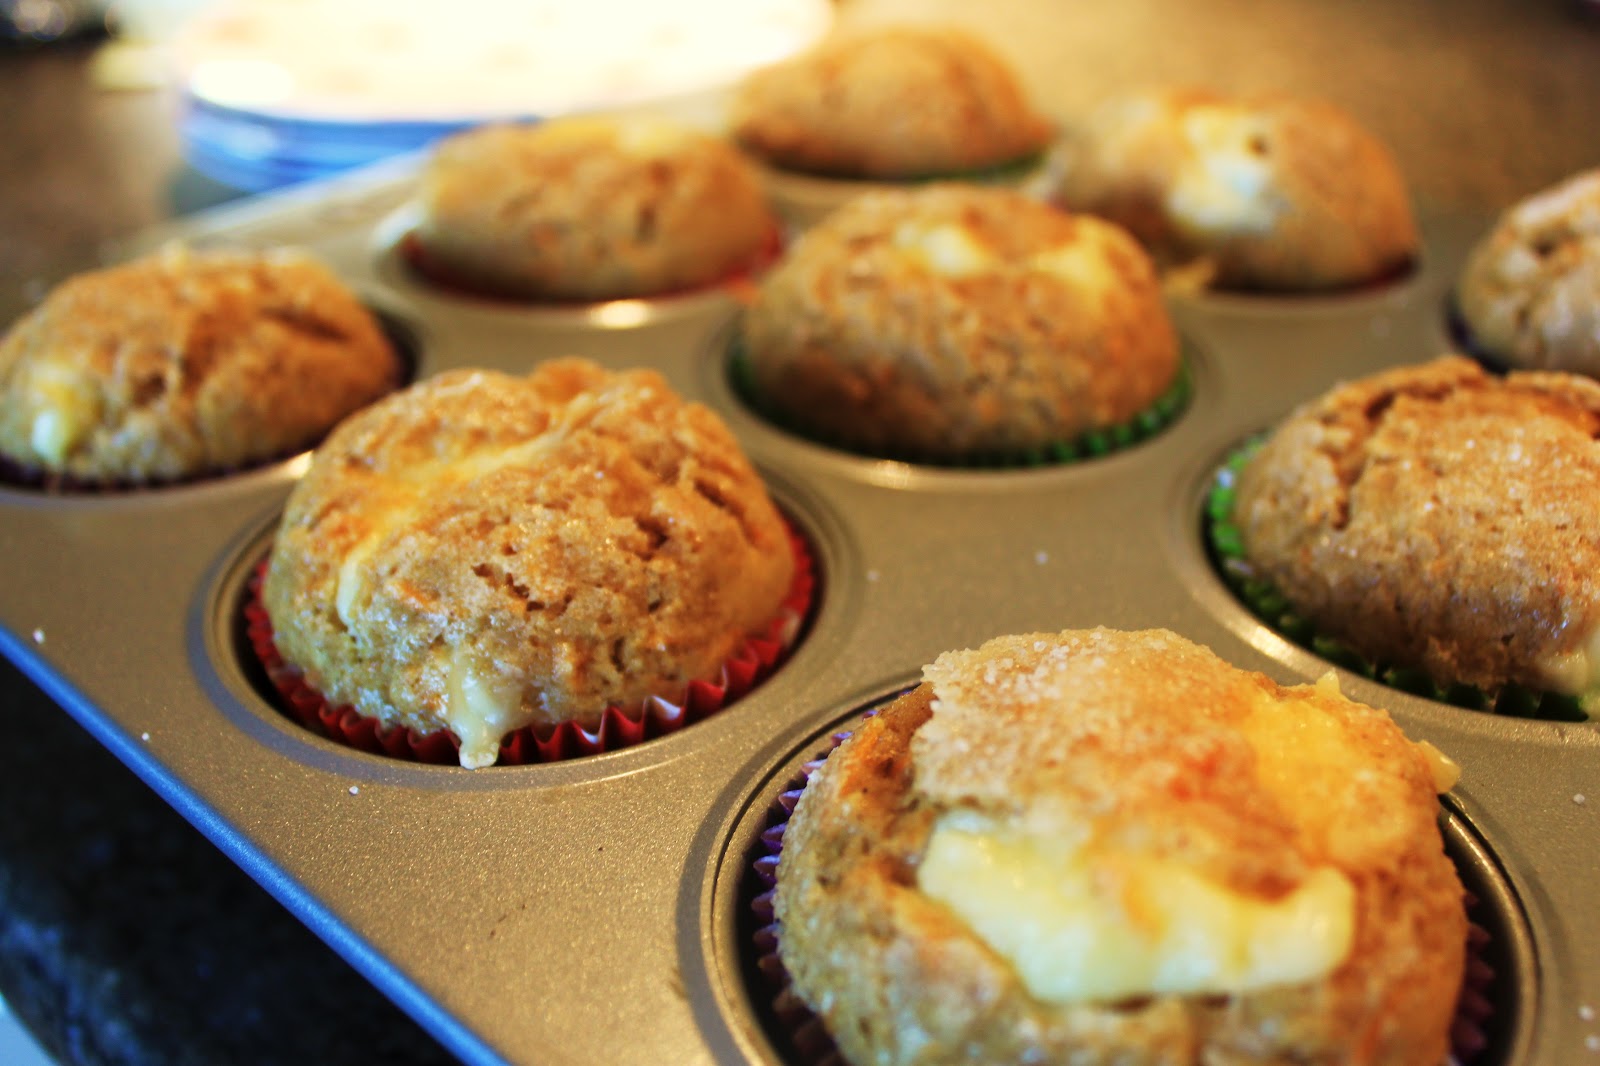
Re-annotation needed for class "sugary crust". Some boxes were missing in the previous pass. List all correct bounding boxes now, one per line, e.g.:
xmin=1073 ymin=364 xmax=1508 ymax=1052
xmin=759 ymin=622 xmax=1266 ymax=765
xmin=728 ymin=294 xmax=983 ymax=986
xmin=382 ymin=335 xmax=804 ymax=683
xmin=0 ymin=245 xmax=399 ymax=482
xmin=1234 ymin=354 xmax=1600 ymax=696
xmin=730 ymin=26 xmax=1053 ymax=179
xmin=412 ymin=118 xmax=776 ymax=301
xmin=1456 ymin=167 xmax=1600 ymax=374
xmin=741 ymin=185 xmax=1180 ymax=457
xmin=777 ymin=629 xmax=1464 ymax=1066
xmin=1049 ymin=88 xmax=1419 ymax=291
xmin=262 ymin=359 xmax=794 ymax=757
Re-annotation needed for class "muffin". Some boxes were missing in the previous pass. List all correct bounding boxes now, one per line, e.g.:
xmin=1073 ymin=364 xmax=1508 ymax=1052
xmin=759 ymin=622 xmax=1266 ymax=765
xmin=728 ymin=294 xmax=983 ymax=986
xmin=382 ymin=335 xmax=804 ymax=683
xmin=0 ymin=244 xmax=400 ymax=485
xmin=261 ymin=358 xmax=798 ymax=769
xmin=739 ymin=183 xmax=1183 ymax=461
xmin=409 ymin=116 xmax=778 ymax=302
xmin=1231 ymin=355 xmax=1600 ymax=710
xmin=730 ymin=25 xmax=1053 ymax=181
xmin=1455 ymin=167 xmax=1600 ymax=375
xmin=775 ymin=628 xmax=1466 ymax=1065
xmin=1048 ymin=88 xmax=1419 ymax=292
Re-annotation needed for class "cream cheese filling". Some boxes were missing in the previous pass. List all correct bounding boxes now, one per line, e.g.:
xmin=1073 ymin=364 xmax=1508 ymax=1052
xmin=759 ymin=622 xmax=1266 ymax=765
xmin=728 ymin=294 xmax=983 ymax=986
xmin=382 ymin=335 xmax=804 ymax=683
xmin=445 ymin=644 xmax=530 ymax=769
xmin=25 ymin=364 xmax=101 ymax=466
xmin=1532 ymin=624 xmax=1600 ymax=710
xmin=891 ymin=219 xmax=1122 ymax=300
xmin=918 ymin=817 xmax=1355 ymax=1003
xmin=1166 ymin=106 xmax=1278 ymax=238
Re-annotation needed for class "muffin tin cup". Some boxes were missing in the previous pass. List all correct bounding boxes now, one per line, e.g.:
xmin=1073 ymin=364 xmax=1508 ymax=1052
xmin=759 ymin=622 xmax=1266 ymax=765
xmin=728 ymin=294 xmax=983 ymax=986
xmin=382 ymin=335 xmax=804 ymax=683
xmin=1 ymin=161 xmax=1595 ymax=1066
xmin=721 ymin=701 xmax=1531 ymax=1066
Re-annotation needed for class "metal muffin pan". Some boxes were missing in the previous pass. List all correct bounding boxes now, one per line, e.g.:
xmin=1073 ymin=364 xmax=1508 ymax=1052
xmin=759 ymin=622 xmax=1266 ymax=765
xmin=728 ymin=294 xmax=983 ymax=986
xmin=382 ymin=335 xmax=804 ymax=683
xmin=0 ymin=162 xmax=1595 ymax=1066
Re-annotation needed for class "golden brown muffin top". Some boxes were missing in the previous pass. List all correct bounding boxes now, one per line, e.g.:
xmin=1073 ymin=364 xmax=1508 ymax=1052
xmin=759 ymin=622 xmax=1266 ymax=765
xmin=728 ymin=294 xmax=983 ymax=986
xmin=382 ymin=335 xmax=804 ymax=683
xmin=731 ymin=25 xmax=1053 ymax=180
xmin=1457 ymin=167 xmax=1600 ymax=375
xmin=777 ymin=629 xmax=1464 ymax=1066
xmin=1234 ymin=354 xmax=1600 ymax=700
xmin=741 ymin=184 xmax=1179 ymax=457
xmin=917 ymin=630 xmax=1453 ymax=884
xmin=1049 ymin=87 xmax=1418 ymax=291
xmin=411 ymin=116 xmax=777 ymax=301
xmin=263 ymin=359 xmax=795 ymax=768
xmin=0 ymin=244 xmax=399 ymax=483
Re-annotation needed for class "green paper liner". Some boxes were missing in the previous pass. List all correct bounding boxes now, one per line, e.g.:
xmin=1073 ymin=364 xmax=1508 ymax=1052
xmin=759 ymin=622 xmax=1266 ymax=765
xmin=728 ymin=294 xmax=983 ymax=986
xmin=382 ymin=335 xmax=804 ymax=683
xmin=728 ymin=338 xmax=1191 ymax=469
xmin=760 ymin=148 xmax=1048 ymax=186
xmin=1204 ymin=438 xmax=1588 ymax=722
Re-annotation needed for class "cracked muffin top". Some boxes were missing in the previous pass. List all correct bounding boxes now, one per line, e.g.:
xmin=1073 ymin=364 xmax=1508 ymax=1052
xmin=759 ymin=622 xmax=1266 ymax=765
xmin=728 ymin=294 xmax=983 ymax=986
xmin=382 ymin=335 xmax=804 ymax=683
xmin=730 ymin=25 xmax=1053 ymax=180
xmin=261 ymin=358 xmax=795 ymax=769
xmin=1233 ymin=355 xmax=1600 ymax=701
xmin=410 ymin=116 xmax=777 ymax=301
xmin=0 ymin=244 xmax=400 ymax=484
xmin=740 ymin=183 xmax=1180 ymax=459
xmin=1456 ymin=167 xmax=1600 ymax=375
xmin=1046 ymin=88 xmax=1418 ymax=292
xmin=777 ymin=628 xmax=1464 ymax=1065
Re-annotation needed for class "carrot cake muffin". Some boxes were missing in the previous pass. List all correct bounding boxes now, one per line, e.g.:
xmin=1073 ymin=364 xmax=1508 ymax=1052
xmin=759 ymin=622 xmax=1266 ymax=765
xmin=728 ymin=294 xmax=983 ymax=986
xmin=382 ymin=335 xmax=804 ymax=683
xmin=730 ymin=25 xmax=1053 ymax=181
xmin=410 ymin=116 xmax=777 ymax=301
xmin=1048 ymin=88 xmax=1418 ymax=292
xmin=261 ymin=358 xmax=796 ymax=769
xmin=776 ymin=628 xmax=1466 ymax=1066
xmin=1232 ymin=355 xmax=1600 ymax=706
xmin=739 ymin=184 xmax=1181 ymax=460
xmin=0 ymin=244 xmax=399 ymax=484
xmin=1456 ymin=167 xmax=1600 ymax=375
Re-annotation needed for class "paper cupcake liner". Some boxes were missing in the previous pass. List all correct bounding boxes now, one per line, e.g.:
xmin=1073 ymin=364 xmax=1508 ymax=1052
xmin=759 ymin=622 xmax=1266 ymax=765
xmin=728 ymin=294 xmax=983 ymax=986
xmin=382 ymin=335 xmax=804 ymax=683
xmin=244 ymin=524 xmax=816 ymax=766
xmin=767 ymin=148 xmax=1049 ymax=187
xmin=398 ymin=223 xmax=785 ymax=307
xmin=728 ymin=339 xmax=1191 ymax=469
xmin=1205 ymin=440 xmax=1588 ymax=722
xmin=749 ymin=718 xmax=1497 ymax=1066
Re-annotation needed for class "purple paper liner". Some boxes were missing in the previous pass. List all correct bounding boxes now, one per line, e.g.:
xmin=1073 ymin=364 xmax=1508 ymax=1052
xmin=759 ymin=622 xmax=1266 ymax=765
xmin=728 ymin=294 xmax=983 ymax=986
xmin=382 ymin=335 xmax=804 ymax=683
xmin=745 ymin=722 xmax=1501 ymax=1066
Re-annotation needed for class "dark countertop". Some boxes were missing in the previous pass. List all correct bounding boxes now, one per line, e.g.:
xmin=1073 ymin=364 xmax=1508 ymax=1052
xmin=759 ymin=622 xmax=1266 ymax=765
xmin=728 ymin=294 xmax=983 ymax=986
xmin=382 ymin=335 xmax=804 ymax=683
xmin=0 ymin=5 xmax=1597 ymax=1064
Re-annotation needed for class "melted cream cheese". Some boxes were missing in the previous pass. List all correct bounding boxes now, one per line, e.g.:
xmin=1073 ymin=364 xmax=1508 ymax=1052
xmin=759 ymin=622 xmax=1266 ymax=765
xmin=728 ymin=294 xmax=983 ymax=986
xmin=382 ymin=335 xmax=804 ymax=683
xmin=1166 ymin=106 xmax=1278 ymax=237
xmin=918 ymin=817 xmax=1355 ymax=1003
xmin=892 ymin=219 xmax=1120 ymax=300
xmin=1533 ymin=625 xmax=1600 ymax=706
xmin=445 ymin=644 xmax=528 ymax=769
xmin=25 ymin=364 xmax=99 ymax=465
xmin=612 ymin=117 xmax=695 ymax=156
xmin=893 ymin=221 xmax=994 ymax=277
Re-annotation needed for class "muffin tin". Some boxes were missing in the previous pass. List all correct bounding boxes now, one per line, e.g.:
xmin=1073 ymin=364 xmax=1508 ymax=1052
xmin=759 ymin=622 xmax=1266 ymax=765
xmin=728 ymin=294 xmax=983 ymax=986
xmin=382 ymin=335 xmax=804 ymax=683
xmin=0 ymin=158 xmax=1594 ymax=1066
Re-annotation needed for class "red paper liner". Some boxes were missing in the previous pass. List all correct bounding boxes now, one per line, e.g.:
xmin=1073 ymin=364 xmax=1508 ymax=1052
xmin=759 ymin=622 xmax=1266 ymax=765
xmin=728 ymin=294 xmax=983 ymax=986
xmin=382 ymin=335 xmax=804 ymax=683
xmin=244 ymin=525 xmax=814 ymax=767
xmin=750 ymin=723 xmax=1497 ymax=1066
xmin=398 ymin=222 xmax=783 ymax=307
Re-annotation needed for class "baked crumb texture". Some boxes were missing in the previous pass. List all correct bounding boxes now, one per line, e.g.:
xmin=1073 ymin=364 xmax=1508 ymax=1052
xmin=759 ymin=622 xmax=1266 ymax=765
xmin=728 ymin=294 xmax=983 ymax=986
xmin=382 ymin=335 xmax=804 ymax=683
xmin=1048 ymin=88 xmax=1419 ymax=292
xmin=1234 ymin=355 xmax=1600 ymax=706
xmin=740 ymin=184 xmax=1181 ymax=460
xmin=261 ymin=359 xmax=797 ymax=769
xmin=411 ymin=117 xmax=778 ymax=302
xmin=776 ymin=628 xmax=1465 ymax=1066
xmin=1456 ymin=167 xmax=1600 ymax=375
xmin=730 ymin=25 xmax=1053 ymax=180
xmin=0 ymin=244 xmax=400 ymax=484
